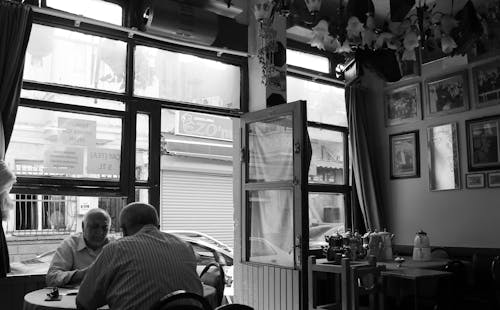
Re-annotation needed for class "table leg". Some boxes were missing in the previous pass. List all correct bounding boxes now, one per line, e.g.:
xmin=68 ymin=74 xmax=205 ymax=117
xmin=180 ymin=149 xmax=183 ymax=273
xmin=413 ymin=278 xmax=419 ymax=310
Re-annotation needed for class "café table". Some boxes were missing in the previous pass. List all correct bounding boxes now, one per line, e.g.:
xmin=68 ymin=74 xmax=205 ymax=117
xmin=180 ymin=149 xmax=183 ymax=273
xmin=23 ymin=285 xmax=217 ymax=310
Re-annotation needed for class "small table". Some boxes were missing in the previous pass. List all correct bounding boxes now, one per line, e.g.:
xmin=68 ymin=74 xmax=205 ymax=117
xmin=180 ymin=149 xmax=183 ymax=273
xmin=24 ymin=285 xmax=217 ymax=310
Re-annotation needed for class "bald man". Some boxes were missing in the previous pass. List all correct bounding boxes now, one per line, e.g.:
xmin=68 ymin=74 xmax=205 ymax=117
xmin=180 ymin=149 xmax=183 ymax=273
xmin=46 ymin=208 xmax=112 ymax=287
xmin=76 ymin=202 xmax=202 ymax=310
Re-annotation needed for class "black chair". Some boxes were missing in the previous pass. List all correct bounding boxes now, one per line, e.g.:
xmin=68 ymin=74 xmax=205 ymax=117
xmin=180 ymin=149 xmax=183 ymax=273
xmin=150 ymin=290 xmax=212 ymax=310
xmin=200 ymin=262 xmax=226 ymax=308
xmin=491 ymin=256 xmax=500 ymax=308
xmin=430 ymin=247 xmax=450 ymax=260
xmin=214 ymin=304 xmax=254 ymax=310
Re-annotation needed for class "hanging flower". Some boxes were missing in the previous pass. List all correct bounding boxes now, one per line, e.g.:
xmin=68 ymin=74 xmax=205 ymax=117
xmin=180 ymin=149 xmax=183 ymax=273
xmin=309 ymin=33 xmax=325 ymax=50
xmin=324 ymin=35 xmax=341 ymax=53
xmin=374 ymin=32 xmax=394 ymax=49
xmin=362 ymin=28 xmax=377 ymax=48
xmin=337 ymin=40 xmax=353 ymax=53
xmin=440 ymin=15 xmax=458 ymax=34
xmin=441 ymin=34 xmax=457 ymax=53
xmin=402 ymin=30 xmax=420 ymax=60
xmin=346 ymin=16 xmax=364 ymax=39
xmin=309 ymin=20 xmax=330 ymax=50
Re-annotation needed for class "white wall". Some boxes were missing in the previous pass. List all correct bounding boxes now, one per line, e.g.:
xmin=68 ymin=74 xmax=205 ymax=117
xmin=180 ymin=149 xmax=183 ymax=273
xmin=361 ymin=55 xmax=500 ymax=249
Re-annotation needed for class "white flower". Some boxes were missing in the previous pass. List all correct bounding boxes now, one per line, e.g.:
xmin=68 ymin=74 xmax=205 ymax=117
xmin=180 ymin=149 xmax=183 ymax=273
xmin=346 ymin=16 xmax=364 ymax=39
xmin=441 ymin=34 xmax=457 ymax=54
xmin=324 ymin=35 xmax=341 ymax=52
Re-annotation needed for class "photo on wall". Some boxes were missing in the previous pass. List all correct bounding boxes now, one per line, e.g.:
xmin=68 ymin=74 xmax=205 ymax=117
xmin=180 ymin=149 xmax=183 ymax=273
xmin=390 ymin=131 xmax=420 ymax=179
xmin=427 ymin=123 xmax=460 ymax=191
xmin=384 ymin=83 xmax=422 ymax=126
xmin=488 ymin=171 xmax=500 ymax=187
xmin=425 ymin=71 xmax=469 ymax=117
xmin=466 ymin=173 xmax=485 ymax=189
xmin=472 ymin=60 xmax=500 ymax=108
xmin=466 ymin=115 xmax=500 ymax=171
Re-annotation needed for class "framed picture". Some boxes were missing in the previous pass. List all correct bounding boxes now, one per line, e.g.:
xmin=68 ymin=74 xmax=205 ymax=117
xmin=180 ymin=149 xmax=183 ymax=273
xmin=466 ymin=115 xmax=500 ymax=171
xmin=425 ymin=71 xmax=469 ymax=117
xmin=488 ymin=171 xmax=500 ymax=187
xmin=468 ymin=1 xmax=500 ymax=62
xmin=427 ymin=123 xmax=460 ymax=191
xmin=390 ymin=131 xmax=420 ymax=179
xmin=466 ymin=173 xmax=485 ymax=189
xmin=384 ymin=83 xmax=422 ymax=126
xmin=472 ymin=61 xmax=500 ymax=108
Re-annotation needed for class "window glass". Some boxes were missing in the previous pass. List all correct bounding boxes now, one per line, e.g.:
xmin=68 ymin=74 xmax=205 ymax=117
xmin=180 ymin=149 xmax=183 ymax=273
xmin=286 ymin=49 xmax=330 ymax=73
xmin=309 ymin=193 xmax=345 ymax=249
xmin=135 ymin=188 xmax=149 ymax=203
xmin=287 ymin=76 xmax=346 ymax=126
xmin=21 ymin=89 xmax=125 ymax=111
xmin=5 ymin=107 xmax=122 ymax=180
xmin=24 ymin=24 xmax=126 ymax=93
xmin=248 ymin=190 xmax=294 ymax=267
xmin=136 ymin=114 xmax=149 ymax=181
xmin=134 ymin=46 xmax=240 ymax=109
xmin=46 ymin=0 xmax=123 ymax=25
xmin=308 ymin=127 xmax=345 ymax=185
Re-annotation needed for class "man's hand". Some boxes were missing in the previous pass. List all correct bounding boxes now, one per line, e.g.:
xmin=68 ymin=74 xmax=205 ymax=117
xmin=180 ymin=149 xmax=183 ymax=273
xmin=71 ymin=267 xmax=88 ymax=284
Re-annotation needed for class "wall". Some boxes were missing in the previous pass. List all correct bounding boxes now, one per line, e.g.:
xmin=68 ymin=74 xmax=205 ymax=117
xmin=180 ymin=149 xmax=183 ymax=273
xmin=361 ymin=54 xmax=500 ymax=249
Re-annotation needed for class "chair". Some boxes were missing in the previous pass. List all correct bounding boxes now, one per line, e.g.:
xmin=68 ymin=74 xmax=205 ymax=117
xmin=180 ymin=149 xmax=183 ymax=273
xmin=150 ymin=290 xmax=212 ymax=310
xmin=430 ymin=247 xmax=450 ymax=260
xmin=214 ymin=304 xmax=254 ymax=310
xmin=491 ymin=256 xmax=500 ymax=308
xmin=199 ymin=262 xmax=226 ymax=308
xmin=349 ymin=256 xmax=385 ymax=310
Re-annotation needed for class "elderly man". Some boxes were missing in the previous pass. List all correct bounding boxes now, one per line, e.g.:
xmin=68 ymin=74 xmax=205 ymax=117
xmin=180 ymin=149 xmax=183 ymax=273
xmin=46 ymin=208 xmax=111 ymax=287
xmin=76 ymin=202 xmax=202 ymax=310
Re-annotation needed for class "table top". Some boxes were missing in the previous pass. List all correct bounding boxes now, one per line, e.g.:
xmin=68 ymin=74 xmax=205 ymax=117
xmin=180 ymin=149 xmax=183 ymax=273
xmin=24 ymin=285 xmax=216 ymax=310
xmin=381 ymin=268 xmax=452 ymax=280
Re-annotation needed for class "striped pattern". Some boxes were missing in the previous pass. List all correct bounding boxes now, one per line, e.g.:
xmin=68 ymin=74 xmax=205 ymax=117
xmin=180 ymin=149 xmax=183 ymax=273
xmin=77 ymin=225 xmax=203 ymax=310
xmin=237 ymin=263 xmax=300 ymax=310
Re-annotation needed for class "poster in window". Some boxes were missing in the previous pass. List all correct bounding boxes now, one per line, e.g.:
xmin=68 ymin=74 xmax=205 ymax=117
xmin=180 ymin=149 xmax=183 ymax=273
xmin=390 ymin=131 xmax=420 ymax=179
xmin=466 ymin=116 xmax=500 ymax=171
xmin=427 ymin=123 xmax=460 ymax=191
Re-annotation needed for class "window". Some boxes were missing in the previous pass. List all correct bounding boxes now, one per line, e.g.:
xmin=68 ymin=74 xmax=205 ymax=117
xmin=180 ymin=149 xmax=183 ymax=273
xmin=286 ymin=48 xmax=349 ymax=250
xmin=45 ymin=0 xmax=123 ymax=25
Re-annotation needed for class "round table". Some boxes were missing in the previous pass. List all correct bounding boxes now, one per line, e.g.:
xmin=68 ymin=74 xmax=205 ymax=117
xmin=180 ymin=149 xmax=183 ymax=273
xmin=24 ymin=286 xmax=216 ymax=310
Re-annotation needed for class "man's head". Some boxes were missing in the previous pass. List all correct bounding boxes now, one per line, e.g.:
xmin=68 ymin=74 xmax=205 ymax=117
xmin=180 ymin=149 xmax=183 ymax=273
xmin=119 ymin=202 xmax=159 ymax=237
xmin=82 ymin=208 xmax=111 ymax=250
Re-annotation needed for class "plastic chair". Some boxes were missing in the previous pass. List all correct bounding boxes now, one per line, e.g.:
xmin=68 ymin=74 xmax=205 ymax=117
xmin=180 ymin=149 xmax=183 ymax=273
xmin=200 ymin=262 xmax=226 ymax=308
xmin=150 ymin=290 xmax=212 ymax=310
xmin=214 ymin=304 xmax=254 ymax=310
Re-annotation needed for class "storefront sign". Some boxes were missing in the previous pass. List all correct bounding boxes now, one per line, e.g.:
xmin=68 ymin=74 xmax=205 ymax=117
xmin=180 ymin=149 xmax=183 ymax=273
xmin=58 ymin=118 xmax=96 ymax=146
xmin=44 ymin=147 xmax=84 ymax=174
xmin=176 ymin=111 xmax=232 ymax=141
xmin=87 ymin=148 xmax=120 ymax=175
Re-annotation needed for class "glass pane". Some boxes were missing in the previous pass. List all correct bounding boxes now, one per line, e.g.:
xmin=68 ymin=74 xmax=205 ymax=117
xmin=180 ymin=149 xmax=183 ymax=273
xmin=21 ymin=89 xmax=125 ymax=111
xmin=286 ymin=49 xmax=330 ymax=73
xmin=135 ymin=188 xmax=149 ymax=203
xmin=136 ymin=114 xmax=149 ymax=181
xmin=308 ymin=127 xmax=345 ymax=184
xmin=287 ymin=76 xmax=346 ymax=126
xmin=134 ymin=46 xmax=240 ymax=109
xmin=309 ymin=193 xmax=345 ymax=249
xmin=5 ymin=107 xmax=122 ymax=180
xmin=248 ymin=115 xmax=293 ymax=182
xmin=24 ymin=24 xmax=126 ymax=93
xmin=46 ymin=0 xmax=123 ymax=25
xmin=248 ymin=190 xmax=294 ymax=267
xmin=5 ymin=195 xmax=125 ymax=274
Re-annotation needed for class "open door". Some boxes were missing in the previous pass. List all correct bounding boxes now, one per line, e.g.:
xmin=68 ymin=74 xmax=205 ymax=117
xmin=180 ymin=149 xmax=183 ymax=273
xmin=239 ymin=100 xmax=310 ymax=310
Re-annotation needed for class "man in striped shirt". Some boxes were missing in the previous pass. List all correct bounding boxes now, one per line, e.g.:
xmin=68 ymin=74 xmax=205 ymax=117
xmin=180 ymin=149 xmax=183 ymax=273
xmin=76 ymin=202 xmax=203 ymax=310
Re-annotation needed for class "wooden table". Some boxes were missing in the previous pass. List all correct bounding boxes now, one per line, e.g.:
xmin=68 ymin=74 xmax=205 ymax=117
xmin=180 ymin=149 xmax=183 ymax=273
xmin=378 ymin=257 xmax=449 ymax=271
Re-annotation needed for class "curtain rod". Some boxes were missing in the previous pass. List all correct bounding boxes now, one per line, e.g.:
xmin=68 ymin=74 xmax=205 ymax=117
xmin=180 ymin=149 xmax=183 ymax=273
xmin=31 ymin=6 xmax=250 ymax=58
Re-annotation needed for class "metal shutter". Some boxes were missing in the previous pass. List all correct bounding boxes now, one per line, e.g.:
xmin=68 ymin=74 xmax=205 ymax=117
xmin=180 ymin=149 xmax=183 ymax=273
xmin=161 ymin=170 xmax=234 ymax=248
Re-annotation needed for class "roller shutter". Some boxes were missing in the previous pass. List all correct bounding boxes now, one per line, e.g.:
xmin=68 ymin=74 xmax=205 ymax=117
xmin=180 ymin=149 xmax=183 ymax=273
xmin=160 ymin=170 xmax=234 ymax=248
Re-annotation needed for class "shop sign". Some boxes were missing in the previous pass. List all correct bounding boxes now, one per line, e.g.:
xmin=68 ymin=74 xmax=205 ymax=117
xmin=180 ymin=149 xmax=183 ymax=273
xmin=87 ymin=148 xmax=120 ymax=175
xmin=58 ymin=118 xmax=96 ymax=146
xmin=44 ymin=147 xmax=84 ymax=174
xmin=176 ymin=111 xmax=232 ymax=141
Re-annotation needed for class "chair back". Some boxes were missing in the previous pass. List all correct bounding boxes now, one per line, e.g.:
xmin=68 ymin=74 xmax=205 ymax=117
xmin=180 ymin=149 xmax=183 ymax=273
xmin=491 ymin=256 xmax=500 ymax=307
xmin=200 ymin=262 xmax=225 ymax=307
xmin=430 ymin=247 xmax=450 ymax=260
xmin=214 ymin=304 xmax=254 ymax=310
xmin=150 ymin=290 xmax=212 ymax=310
xmin=349 ymin=257 xmax=385 ymax=310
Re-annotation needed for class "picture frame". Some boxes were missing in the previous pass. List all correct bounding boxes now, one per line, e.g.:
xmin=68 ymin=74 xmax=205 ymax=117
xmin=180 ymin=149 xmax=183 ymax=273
xmin=468 ymin=1 xmax=500 ymax=62
xmin=472 ymin=60 xmax=500 ymax=108
xmin=466 ymin=173 xmax=485 ymax=189
xmin=384 ymin=83 xmax=422 ymax=127
xmin=390 ymin=131 xmax=420 ymax=179
xmin=487 ymin=171 xmax=500 ymax=188
xmin=427 ymin=123 xmax=460 ymax=191
xmin=466 ymin=115 xmax=500 ymax=171
xmin=425 ymin=71 xmax=469 ymax=117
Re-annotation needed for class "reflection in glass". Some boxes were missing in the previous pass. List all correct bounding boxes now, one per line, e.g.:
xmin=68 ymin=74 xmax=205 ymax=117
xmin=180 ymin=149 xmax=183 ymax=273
xmin=46 ymin=0 xmax=123 ymax=25
xmin=286 ymin=49 xmax=330 ymax=73
xmin=248 ymin=115 xmax=293 ymax=182
xmin=21 ymin=89 xmax=125 ymax=111
xmin=134 ymin=46 xmax=240 ymax=109
xmin=136 ymin=114 xmax=149 ymax=181
xmin=309 ymin=193 xmax=345 ymax=249
xmin=287 ymin=76 xmax=346 ymax=126
xmin=428 ymin=123 xmax=460 ymax=191
xmin=24 ymin=24 xmax=126 ymax=93
xmin=5 ymin=107 xmax=122 ymax=179
xmin=248 ymin=190 xmax=294 ymax=267
xmin=135 ymin=188 xmax=149 ymax=204
xmin=308 ymin=127 xmax=345 ymax=184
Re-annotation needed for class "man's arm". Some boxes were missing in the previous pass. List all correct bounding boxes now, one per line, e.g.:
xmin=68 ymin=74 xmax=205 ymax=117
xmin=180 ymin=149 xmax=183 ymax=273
xmin=76 ymin=244 xmax=116 ymax=310
xmin=46 ymin=240 xmax=77 ymax=287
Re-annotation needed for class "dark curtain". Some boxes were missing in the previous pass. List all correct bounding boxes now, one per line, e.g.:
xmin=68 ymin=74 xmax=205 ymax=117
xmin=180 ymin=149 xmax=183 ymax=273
xmin=346 ymin=81 xmax=384 ymax=232
xmin=0 ymin=0 xmax=33 ymax=278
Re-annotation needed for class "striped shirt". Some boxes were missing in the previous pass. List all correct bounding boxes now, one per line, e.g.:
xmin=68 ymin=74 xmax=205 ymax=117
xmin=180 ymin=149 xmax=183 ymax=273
xmin=76 ymin=225 xmax=203 ymax=310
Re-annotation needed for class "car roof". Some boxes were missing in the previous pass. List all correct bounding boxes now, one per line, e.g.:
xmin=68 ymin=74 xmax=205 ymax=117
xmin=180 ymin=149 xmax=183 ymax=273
xmin=164 ymin=230 xmax=233 ymax=257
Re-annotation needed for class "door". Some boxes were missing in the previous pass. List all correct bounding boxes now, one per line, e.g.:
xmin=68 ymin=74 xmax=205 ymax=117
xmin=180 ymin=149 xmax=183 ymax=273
xmin=240 ymin=100 xmax=310 ymax=310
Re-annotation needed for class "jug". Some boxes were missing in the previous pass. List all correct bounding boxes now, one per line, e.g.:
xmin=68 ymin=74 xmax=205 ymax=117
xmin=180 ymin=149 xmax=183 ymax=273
xmin=412 ymin=230 xmax=431 ymax=261
xmin=366 ymin=231 xmax=383 ymax=260
xmin=378 ymin=229 xmax=394 ymax=261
